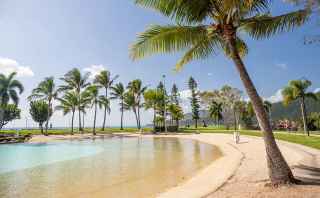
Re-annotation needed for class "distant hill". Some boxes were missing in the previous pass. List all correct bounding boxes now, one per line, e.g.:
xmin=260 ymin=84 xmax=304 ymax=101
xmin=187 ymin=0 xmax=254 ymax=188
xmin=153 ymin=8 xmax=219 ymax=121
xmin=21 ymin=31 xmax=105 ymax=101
xmin=271 ymin=97 xmax=320 ymax=120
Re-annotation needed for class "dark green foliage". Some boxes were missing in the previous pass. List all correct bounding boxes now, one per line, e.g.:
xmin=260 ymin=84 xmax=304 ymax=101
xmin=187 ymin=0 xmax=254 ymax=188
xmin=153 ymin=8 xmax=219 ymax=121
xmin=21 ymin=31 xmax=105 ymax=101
xmin=188 ymin=77 xmax=200 ymax=128
xmin=29 ymin=100 xmax=51 ymax=134
xmin=0 ymin=104 xmax=21 ymax=129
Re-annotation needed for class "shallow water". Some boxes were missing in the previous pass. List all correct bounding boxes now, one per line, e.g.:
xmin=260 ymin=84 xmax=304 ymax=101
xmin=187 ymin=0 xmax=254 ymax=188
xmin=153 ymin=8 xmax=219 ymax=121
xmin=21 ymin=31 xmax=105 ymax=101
xmin=0 ymin=137 xmax=221 ymax=198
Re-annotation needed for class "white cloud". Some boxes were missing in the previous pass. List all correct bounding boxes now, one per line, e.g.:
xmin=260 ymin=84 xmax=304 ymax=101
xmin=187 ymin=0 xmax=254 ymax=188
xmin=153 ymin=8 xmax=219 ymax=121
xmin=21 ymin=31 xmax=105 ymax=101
xmin=266 ymin=89 xmax=283 ymax=103
xmin=83 ymin=65 xmax=106 ymax=79
xmin=179 ymin=89 xmax=191 ymax=100
xmin=207 ymin=72 xmax=213 ymax=76
xmin=0 ymin=57 xmax=34 ymax=77
xmin=275 ymin=63 xmax=287 ymax=70
xmin=314 ymin=88 xmax=320 ymax=93
xmin=179 ymin=90 xmax=191 ymax=112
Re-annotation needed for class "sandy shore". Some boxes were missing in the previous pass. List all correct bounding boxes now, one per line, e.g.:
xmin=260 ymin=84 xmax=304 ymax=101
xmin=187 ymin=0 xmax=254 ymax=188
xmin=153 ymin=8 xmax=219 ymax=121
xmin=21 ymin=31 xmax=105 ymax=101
xmin=29 ymin=133 xmax=320 ymax=198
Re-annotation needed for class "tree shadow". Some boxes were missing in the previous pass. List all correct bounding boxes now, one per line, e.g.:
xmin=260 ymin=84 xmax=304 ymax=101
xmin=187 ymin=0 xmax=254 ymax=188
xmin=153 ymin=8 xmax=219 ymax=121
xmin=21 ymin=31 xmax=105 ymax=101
xmin=293 ymin=164 xmax=320 ymax=186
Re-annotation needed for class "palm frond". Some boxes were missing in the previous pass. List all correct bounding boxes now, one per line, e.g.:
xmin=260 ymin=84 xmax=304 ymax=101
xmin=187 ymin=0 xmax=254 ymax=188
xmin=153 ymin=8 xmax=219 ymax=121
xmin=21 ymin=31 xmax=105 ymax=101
xmin=134 ymin=0 xmax=211 ymax=24
xmin=130 ymin=24 xmax=208 ymax=60
xmin=240 ymin=9 xmax=309 ymax=39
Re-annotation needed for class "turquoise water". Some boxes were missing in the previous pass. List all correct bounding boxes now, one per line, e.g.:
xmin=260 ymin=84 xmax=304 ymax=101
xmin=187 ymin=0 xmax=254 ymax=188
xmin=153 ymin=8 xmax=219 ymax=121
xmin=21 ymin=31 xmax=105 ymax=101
xmin=0 ymin=142 xmax=103 ymax=173
xmin=0 ymin=137 xmax=221 ymax=198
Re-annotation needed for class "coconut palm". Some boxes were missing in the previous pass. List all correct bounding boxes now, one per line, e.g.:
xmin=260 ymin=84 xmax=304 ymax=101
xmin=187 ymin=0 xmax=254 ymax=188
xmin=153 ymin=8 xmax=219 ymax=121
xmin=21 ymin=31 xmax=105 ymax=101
xmin=110 ymin=83 xmax=126 ymax=130
xmin=130 ymin=0 xmax=309 ymax=184
xmin=282 ymin=79 xmax=317 ymax=136
xmin=144 ymin=89 xmax=163 ymax=131
xmin=208 ymin=100 xmax=223 ymax=126
xmin=123 ymin=91 xmax=140 ymax=129
xmin=60 ymin=68 xmax=90 ymax=132
xmin=56 ymin=91 xmax=78 ymax=134
xmin=94 ymin=70 xmax=119 ymax=131
xmin=0 ymin=72 xmax=24 ymax=105
xmin=28 ymin=77 xmax=58 ymax=134
xmin=83 ymin=85 xmax=106 ymax=135
xmin=167 ymin=103 xmax=184 ymax=128
xmin=127 ymin=79 xmax=147 ymax=129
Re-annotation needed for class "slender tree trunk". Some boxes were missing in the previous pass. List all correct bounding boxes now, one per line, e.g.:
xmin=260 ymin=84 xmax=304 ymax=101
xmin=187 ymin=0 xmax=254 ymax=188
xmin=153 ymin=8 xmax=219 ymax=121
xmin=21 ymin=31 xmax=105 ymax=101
xmin=45 ymin=99 xmax=52 ymax=135
xmin=102 ymin=89 xmax=108 ymax=131
xmin=40 ymin=123 xmax=43 ymax=134
xmin=71 ymin=110 xmax=75 ymax=135
xmin=300 ymin=97 xmax=309 ymax=136
xmin=82 ymin=112 xmax=85 ymax=130
xmin=233 ymin=108 xmax=237 ymax=131
xmin=153 ymin=104 xmax=156 ymax=132
xmin=133 ymin=109 xmax=139 ymax=129
xmin=224 ymin=30 xmax=295 ymax=185
xmin=195 ymin=119 xmax=198 ymax=128
xmin=120 ymin=99 xmax=124 ymax=130
xmin=93 ymin=102 xmax=97 ymax=135
xmin=137 ymin=105 xmax=141 ymax=129
xmin=78 ymin=108 xmax=82 ymax=133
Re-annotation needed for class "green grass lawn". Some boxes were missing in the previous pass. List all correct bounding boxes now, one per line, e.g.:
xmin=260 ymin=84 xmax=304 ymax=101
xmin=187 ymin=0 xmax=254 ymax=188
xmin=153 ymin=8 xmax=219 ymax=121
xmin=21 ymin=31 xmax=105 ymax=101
xmin=181 ymin=128 xmax=320 ymax=150
xmin=1 ymin=127 xmax=319 ymax=150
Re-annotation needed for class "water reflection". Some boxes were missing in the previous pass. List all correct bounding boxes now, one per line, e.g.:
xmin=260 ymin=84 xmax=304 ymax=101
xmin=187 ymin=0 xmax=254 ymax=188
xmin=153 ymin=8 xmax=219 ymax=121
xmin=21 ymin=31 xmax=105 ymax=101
xmin=0 ymin=137 xmax=221 ymax=198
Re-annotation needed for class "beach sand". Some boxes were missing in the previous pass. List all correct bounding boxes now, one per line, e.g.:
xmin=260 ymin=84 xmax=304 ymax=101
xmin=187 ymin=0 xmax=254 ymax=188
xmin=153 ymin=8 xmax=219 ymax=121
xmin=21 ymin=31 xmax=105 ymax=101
xmin=29 ymin=133 xmax=320 ymax=198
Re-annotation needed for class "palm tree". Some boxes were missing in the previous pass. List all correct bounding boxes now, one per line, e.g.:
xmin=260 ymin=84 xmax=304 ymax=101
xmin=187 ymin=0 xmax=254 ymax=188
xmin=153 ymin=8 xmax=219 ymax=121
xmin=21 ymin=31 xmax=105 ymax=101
xmin=144 ymin=89 xmax=163 ymax=131
xmin=60 ymin=68 xmax=90 ymax=132
xmin=110 ymin=83 xmax=126 ymax=130
xmin=123 ymin=92 xmax=139 ymax=129
xmin=208 ymin=100 xmax=223 ymax=126
xmin=282 ymin=79 xmax=317 ymax=136
xmin=127 ymin=79 xmax=147 ymax=129
xmin=56 ymin=91 xmax=78 ymax=135
xmin=167 ymin=103 xmax=184 ymax=128
xmin=130 ymin=0 xmax=309 ymax=184
xmin=28 ymin=77 xmax=58 ymax=134
xmin=83 ymin=85 xmax=106 ymax=135
xmin=0 ymin=72 xmax=24 ymax=105
xmin=94 ymin=70 xmax=119 ymax=131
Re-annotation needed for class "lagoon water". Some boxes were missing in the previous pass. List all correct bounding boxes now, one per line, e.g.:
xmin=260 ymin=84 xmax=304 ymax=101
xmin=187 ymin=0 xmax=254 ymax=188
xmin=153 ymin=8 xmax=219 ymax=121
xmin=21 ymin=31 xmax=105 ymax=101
xmin=0 ymin=137 xmax=221 ymax=198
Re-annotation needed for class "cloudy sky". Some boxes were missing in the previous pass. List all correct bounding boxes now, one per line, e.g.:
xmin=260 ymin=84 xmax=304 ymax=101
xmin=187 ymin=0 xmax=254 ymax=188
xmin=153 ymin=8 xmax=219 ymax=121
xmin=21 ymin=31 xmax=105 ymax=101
xmin=1 ymin=0 xmax=320 ymax=128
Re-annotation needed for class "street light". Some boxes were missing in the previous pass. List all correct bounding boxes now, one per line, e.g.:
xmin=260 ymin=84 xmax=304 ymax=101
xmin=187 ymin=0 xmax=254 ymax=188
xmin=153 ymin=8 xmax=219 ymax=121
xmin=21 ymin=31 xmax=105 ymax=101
xmin=162 ymin=74 xmax=167 ymax=133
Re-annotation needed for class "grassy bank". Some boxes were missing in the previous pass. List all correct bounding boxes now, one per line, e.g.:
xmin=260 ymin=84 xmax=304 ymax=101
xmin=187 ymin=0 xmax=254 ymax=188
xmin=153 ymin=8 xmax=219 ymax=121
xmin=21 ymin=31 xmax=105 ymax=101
xmin=181 ymin=127 xmax=320 ymax=150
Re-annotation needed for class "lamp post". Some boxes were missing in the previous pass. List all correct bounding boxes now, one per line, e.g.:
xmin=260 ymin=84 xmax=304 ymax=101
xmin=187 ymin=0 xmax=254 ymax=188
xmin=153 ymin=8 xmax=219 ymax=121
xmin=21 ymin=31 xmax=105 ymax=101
xmin=162 ymin=74 xmax=167 ymax=133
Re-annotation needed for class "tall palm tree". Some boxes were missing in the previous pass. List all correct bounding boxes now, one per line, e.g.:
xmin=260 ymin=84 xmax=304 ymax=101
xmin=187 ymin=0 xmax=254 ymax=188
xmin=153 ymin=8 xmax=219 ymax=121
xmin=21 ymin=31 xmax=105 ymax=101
xmin=110 ymin=83 xmax=126 ymax=130
xmin=0 ymin=72 xmax=24 ymax=105
xmin=94 ymin=70 xmax=119 ymax=131
xmin=208 ymin=100 xmax=223 ymax=126
xmin=144 ymin=89 xmax=163 ymax=131
xmin=130 ymin=0 xmax=309 ymax=184
xmin=83 ymin=85 xmax=106 ymax=135
xmin=282 ymin=79 xmax=317 ymax=136
xmin=123 ymin=92 xmax=139 ymax=129
xmin=127 ymin=79 xmax=147 ymax=129
xmin=167 ymin=103 xmax=184 ymax=128
xmin=28 ymin=77 xmax=58 ymax=134
xmin=56 ymin=91 xmax=78 ymax=135
xmin=60 ymin=68 xmax=90 ymax=132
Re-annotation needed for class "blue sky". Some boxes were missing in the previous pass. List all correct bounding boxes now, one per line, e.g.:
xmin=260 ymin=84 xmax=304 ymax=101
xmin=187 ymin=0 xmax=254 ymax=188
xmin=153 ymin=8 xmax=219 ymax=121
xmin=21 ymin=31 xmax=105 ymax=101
xmin=1 ymin=0 xmax=319 ymax=128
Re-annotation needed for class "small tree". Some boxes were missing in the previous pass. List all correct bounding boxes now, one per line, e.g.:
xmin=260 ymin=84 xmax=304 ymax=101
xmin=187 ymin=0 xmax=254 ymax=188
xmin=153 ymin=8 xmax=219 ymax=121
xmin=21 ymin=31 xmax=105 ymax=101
xmin=208 ymin=100 xmax=223 ymax=126
xmin=29 ymin=100 xmax=51 ymax=134
xmin=188 ymin=77 xmax=200 ymax=128
xmin=0 ymin=104 xmax=21 ymax=129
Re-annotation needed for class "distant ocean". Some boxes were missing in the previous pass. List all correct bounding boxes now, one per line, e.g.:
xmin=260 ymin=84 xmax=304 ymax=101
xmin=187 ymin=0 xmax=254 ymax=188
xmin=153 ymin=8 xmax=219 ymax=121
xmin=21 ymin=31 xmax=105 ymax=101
xmin=1 ymin=126 xmax=146 ymax=130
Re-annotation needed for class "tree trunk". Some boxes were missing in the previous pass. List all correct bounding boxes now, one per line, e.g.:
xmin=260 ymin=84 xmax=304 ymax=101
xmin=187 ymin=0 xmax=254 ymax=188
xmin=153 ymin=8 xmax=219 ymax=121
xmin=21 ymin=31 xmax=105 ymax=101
xmin=153 ymin=104 xmax=156 ymax=132
xmin=120 ymin=100 xmax=124 ymax=130
xmin=45 ymin=99 xmax=52 ymax=135
xmin=224 ymin=30 xmax=295 ymax=185
xmin=102 ymin=89 xmax=108 ymax=131
xmin=195 ymin=119 xmax=198 ymax=128
xmin=233 ymin=108 xmax=237 ymax=131
xmin=137 ymin=105 xmax=141 ymax=129
xmin=300 ymin=97 xmax=309 ymax=136
xmin=93 ymin=102 xmax=97 ymax=135
xmin=71 ymin=110 xmax=75 ymax=135
xmin=40 ymin=123 xmax=43 ymax=134
xmin=78 ymin=92 xmax=82 ymax=132
xmin=133 ymin=109 xmax=139 ymax=129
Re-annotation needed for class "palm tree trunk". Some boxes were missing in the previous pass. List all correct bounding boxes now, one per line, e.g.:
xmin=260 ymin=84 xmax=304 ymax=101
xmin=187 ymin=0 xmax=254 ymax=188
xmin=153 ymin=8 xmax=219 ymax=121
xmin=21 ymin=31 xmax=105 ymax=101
xmin=120 ymin=99 xmax=124 ymax=130
xmin=71 ymin=110 xmax=75 ymax=135
xmin=93 ymin=102 xmax=97 ymax=135
xmin=40 ymin=123 xmax=43 ymax=134
xmin=137 ymin=105 xmax=141 ymax=129
xmin=133 ymin=109 xmax=139 ymax=129
xmin=225 ymin=32 xmax=295 ymax=185
xmin=195 ymin=119 xmax=198 ymax=128
xmin=78 ymin=108 xmax=82 ymax=133
xmin=102 ymin=89 xmax=108 ymax=131
xmin=233 ymin=108 xmax=237 ymax=131
xmin=45 ymin=99 xmax=51 ymax=135
xmin=300 ymin=97 xmax=309 ymax=136
xmin=153 ymin=104 xmax=156 ymax=132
